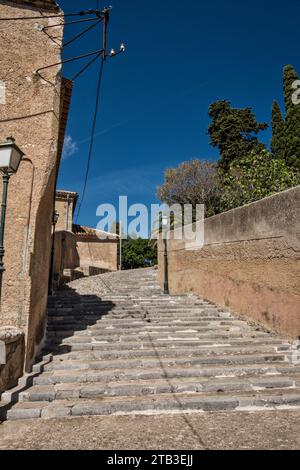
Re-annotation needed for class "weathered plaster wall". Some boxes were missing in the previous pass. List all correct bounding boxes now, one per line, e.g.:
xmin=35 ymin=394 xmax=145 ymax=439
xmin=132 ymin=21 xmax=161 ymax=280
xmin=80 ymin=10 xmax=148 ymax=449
xmin=0 ymin=327 xmax=25 ymax=394
xmin=55 ymin=193 xmax=77 ymax=232
xmin=53 ymin=230 xmax=79 ymax=276
xmin=53 ymin=232 xmax=118 ymax=287
xmin=0 ymin=1 xmax=64 ymax=370
xmin=55 ymin=199 xmax=73 ymax=232
xmin=158 ymin=187 xmax=300 ymax=338
xmin=76 ymin=238 xmax=118 ymax=272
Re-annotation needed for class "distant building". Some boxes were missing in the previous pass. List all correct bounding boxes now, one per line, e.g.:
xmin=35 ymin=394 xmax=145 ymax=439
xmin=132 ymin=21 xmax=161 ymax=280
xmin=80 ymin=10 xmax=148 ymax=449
xmin=55 ymin=190 xmax=78 ymax=232
xmin=53 ymin=190 xmax=119 ymax=287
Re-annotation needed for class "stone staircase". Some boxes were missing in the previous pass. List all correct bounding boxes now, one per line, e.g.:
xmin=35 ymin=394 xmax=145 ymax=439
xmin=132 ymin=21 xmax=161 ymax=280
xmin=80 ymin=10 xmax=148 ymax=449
xmin=2 ymin=268 xmax=300 ymax=420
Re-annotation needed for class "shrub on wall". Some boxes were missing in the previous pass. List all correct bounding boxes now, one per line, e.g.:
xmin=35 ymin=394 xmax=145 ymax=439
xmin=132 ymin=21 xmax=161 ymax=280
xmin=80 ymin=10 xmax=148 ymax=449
xmin=220 ymin=149 xmax=300 ymax=211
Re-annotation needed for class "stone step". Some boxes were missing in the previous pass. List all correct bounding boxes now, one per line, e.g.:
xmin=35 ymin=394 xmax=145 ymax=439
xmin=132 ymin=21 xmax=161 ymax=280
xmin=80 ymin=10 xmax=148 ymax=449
xmin=47 ymin=344 xmax=291 ymax=362
xmin=48 ymin=311 xmax=230 ymax=324
xmin=45 ymin=331 xmax=269 ymax=347
xmin=45 ymin=325 xmax=251 ymax=338
xmin=47 ymin=316 xmax=233 ymax=325
xmin=18 ymin=375 xmax=300 ymax=403
xmin=47 ymin=310 xmax=218 ymax=319
xmin=48 ymin=308 xmax=214 ymax=316
xmin=46 ymin=321 xmax=243 ymax=332
xmin=6 ymin=268 xmax=296 ymax=423
xmin=48 ymin=297 xmax=203 ymax=304
xmin=43 ymin=337 xmax=289 ymax=354
xmin=7 ymin=391 xmax=300 ymax=420
xmin=47 ymin=318 xmax=245 ymax=328
xmin=40 ymin=353 xmax=289 ymax=373
xmin=33 ymin=363 xmax=300 ymax=386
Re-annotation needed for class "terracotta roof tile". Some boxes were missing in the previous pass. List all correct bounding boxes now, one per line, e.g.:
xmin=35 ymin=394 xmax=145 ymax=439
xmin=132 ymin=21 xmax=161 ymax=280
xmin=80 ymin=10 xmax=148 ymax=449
xmin=72 ymin=224 xmax=119 ymax=240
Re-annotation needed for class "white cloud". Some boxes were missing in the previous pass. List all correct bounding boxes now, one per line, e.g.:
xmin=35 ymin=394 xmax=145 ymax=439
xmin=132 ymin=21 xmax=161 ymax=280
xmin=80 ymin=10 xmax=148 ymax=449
xmin=62 ymin=135 xmax=78 ymax=160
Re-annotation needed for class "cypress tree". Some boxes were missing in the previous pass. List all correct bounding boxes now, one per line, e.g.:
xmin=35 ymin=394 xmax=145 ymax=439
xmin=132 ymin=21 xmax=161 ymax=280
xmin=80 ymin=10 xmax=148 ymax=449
xmin=271 ymin=100 xmax=286 ymax=160
xmin=208 ymin=100 xmax=268 ymax=172
xmin=283 ymin=64 xmax=300 ymax=171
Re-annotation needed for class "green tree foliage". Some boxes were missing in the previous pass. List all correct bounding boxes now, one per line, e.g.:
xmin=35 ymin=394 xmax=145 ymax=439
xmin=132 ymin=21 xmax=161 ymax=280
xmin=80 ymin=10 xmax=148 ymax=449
xmin=157 ymin=159 xmax=221 ymax=217
xmin=122 ymin=238 xmax=157 ymax=270
xmin=271 ymin=100 xmax=286 ymax=160
xmin=283 ymin=64 xmax=300 ymax=171
xmin=220 ymin=149 xmax=299 ymax=211
xmin=208 ymin=100 xmax=268 ymax=172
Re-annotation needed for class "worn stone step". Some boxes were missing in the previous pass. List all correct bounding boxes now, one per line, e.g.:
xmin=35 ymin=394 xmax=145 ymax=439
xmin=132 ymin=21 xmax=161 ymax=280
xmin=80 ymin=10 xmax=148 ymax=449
xmin=47 ymin=317 xmax=235 ymax=326
xmin=47 ymin=344 xmax=290 ymax=362
xmin=6 ymin=267 xmax=295 ymax=423
xmin=7 ymin=391 xmax=300 ymax=420
xmin=33 ymin=363 xmax=300 ymax=386
xmin=43 ymin=337 xmax=289 ymax=354
xmin=47 ymin=316 xmax=243 ymax=325
xmin=48 ymin=307 xmax=215 ymax=315
xmin=47 ymin=316 xmax=229 ymax=325
xmin=48 ymin=329 xmax=261 ymax=341
xmin=18 ymin=375 xmax=299 ymax=402
xmin=47 ymin=312 xmax=219 ymax=321
xmin=41 ymin=353 xmax=289 ymax=374
xmin=44 ymin=337 xmax=244 ymax=350
xmin=46 ymin=325 xmax=251 ymax=339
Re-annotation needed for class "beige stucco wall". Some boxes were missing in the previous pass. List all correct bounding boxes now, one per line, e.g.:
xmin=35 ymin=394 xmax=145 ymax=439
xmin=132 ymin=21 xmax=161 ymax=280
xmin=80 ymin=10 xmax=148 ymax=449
xmin=52 ymin=233 xmax=118 ymax=287
xmin=76 ymin=238 xmax=118 ymax=272
xmin=158 ymin=186 xmax=300 ymax=338
xmin=0 ymin=327 xmax=24 ymax=394
xmin=53 ymin=230 xmax=79 ymax=278
xmin=55 ymin=196 xmax=76 ymax=232
xmin=0 ymin=1 xmax=64 ymax=370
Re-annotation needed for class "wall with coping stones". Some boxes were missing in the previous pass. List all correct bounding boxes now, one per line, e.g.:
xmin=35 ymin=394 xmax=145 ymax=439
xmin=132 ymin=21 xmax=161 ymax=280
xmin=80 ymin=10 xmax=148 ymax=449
xmin=53 ymin=231 xmax=118 ymax=287
xmin=158 ymin=186 xmax=300 ymax=338
xmin=76 ymin=237 xmax=119 ymax=272
xmin=0 ymin=1 xmax=64 ymax=372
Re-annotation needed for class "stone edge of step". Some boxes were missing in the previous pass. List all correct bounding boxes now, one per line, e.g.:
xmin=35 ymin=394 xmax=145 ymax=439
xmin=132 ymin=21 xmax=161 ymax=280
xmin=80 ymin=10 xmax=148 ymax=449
xmin=6 ymin=393 xmax=300 ymax=420
xmin=0 ymin=354 xmax=53 ymax=407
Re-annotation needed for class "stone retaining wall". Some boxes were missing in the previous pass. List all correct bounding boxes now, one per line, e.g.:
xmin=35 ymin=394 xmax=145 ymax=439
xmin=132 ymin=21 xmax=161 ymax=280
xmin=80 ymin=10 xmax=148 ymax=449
xmin=0 ymin=328 xmax=24 ymax=394
xmin=158 ymin=186 xmax=300 ymax=338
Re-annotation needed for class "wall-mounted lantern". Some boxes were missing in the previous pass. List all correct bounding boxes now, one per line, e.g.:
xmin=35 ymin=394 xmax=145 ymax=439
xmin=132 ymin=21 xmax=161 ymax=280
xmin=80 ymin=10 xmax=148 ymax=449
xmin=0 ymin=137 xmax=24 ymax=301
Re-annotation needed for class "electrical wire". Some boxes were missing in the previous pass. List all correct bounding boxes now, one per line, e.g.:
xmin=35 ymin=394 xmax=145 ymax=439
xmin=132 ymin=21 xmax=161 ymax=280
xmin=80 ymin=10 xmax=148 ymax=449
xmin=43 ymin=17 xmax=99 ymax=30
xmin=69 ymin=52 xmax=102 ymax=82
xmin=63 ymin=18 xmax=102 ymax=47
xmin=35 ymin=49 xmax=104 ymax=74
xmin=76 ymin=56 xmax=105 ymax=222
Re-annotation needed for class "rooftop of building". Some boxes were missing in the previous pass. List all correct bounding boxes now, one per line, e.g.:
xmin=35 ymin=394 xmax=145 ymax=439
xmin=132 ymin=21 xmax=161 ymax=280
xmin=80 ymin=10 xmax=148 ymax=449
xmin=56 ymin=190 xmax=78 ymax=199
xmin=72 ymin=224 xmax=119 ymax=240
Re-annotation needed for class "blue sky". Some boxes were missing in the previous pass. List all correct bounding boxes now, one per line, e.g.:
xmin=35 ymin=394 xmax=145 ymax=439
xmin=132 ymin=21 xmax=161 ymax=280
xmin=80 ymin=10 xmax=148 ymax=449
xmin=57 ymin=0 xmax=300 ymax=228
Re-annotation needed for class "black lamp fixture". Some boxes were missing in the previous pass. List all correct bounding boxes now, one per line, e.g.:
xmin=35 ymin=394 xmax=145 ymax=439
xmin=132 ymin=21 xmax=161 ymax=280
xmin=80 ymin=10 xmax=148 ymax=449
xmin=0 ymin=137 xmax=24 ymax=301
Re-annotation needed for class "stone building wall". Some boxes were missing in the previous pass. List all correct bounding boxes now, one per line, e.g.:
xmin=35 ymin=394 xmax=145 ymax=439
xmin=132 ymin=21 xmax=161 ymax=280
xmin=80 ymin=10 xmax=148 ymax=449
xmin=52 ymin=230 xmax=119 ymax=286
xmin=0 ymin=327 xmax=24 ymax=394
xmin=158 ymin=186 xmax=300 ymax=338
xmin=76 ymin=237 xmax=119 ymax=272
xmin=53 ymin=230 xmax=79 ymax=285
xmin=0 ymin=0 xmax=65 ymax=372
xmin=55 ymin=191 xmax=78 ymax=232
